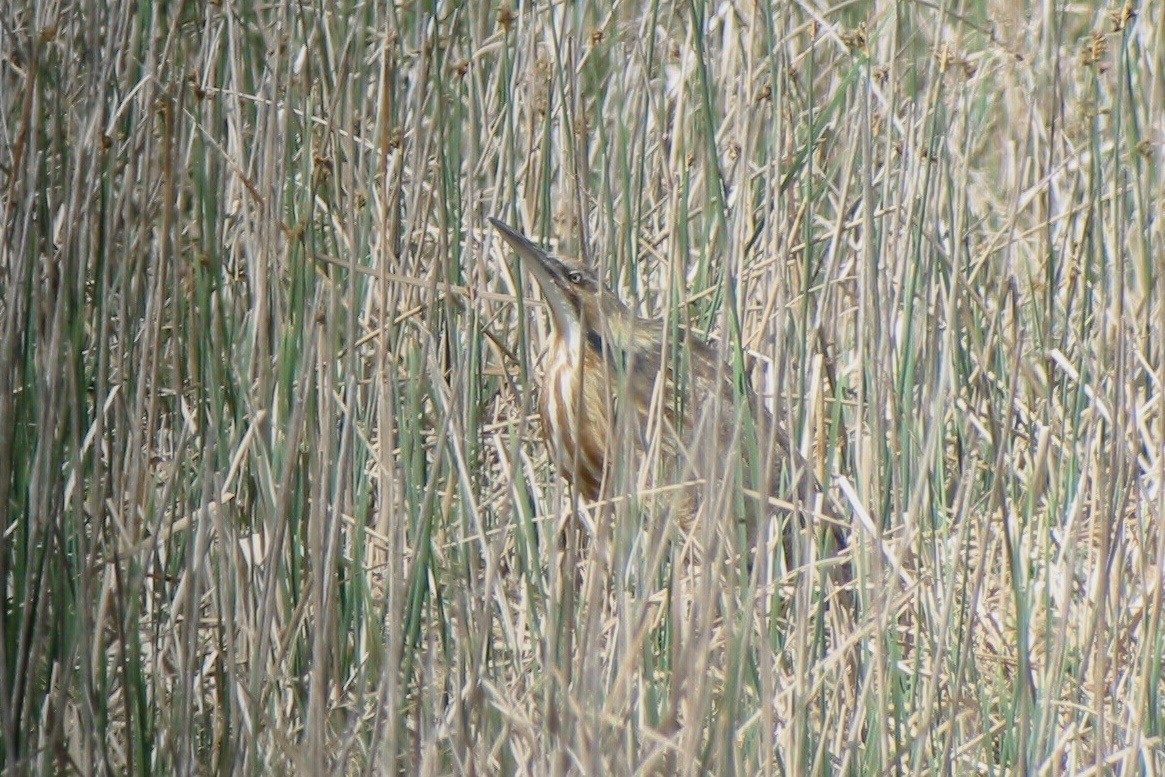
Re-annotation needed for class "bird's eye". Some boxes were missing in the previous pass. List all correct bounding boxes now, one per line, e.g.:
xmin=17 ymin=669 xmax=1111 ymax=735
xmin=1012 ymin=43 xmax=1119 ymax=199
xmin=567 ymin=271 xmax=584 ymax=284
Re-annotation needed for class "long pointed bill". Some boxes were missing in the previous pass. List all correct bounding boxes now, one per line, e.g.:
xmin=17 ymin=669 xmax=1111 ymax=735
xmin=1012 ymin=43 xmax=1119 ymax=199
xmin=489 ymin=218 xmax=578 ymax=337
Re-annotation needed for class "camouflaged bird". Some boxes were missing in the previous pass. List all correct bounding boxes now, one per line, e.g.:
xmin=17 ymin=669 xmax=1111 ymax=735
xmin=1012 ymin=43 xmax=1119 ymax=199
xmin=490 ymin=217 xmax=847 ymax=559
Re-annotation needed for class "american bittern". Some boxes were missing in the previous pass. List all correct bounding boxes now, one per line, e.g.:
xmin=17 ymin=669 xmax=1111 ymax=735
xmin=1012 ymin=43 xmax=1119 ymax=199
xmin=490 ymin=217 xmax=847 ymax=562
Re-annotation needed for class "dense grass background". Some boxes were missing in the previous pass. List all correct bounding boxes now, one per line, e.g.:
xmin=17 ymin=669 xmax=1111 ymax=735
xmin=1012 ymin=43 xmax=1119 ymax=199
xmin=2 ymin=0 xmax=1163 ymax=773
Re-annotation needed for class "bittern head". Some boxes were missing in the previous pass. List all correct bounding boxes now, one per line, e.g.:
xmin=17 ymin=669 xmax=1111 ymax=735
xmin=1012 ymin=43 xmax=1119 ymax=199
xmin=489 ymin=218 xmax=628 ymax=347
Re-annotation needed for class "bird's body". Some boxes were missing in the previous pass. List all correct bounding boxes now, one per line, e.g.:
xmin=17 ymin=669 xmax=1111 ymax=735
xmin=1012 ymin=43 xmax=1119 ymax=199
xmin=540 ymin=325 xmax=608 ymax=500
xmin=490 ymin=218 xmax=846 ymax=555
xmin=537 ymin=301 xmax=708 ymax=503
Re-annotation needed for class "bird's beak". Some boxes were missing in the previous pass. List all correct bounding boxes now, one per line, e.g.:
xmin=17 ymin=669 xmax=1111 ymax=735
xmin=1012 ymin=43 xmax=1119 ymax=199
xmin=489 ymin=218 xmax=578 ymax=334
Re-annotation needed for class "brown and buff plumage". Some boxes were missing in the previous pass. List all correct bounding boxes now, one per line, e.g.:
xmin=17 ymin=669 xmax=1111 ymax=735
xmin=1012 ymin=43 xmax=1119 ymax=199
xmin=490 ymin=218 xmax=848 ymax=560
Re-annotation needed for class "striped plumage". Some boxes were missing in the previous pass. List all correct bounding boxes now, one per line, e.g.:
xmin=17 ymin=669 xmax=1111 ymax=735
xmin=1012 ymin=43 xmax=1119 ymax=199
xmin=490 ymin=218 xmax=846 ymax=555
xmin=541 ymin=331 xmax=606 ymax=500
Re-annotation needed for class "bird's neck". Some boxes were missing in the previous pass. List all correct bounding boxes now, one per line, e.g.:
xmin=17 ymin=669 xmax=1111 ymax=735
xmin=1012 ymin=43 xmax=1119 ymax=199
xmin=552 ymin=302 xmax=643 ymax=361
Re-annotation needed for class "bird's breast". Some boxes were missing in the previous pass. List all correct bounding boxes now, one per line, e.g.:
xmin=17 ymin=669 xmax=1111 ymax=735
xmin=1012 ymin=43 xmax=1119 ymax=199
xmin=539 ymin=339 xmax=612 ymax=500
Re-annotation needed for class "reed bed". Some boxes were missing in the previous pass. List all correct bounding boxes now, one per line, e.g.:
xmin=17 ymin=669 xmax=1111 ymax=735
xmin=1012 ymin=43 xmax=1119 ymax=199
xmin=1 ymin=0 xmax=1162 ymax=773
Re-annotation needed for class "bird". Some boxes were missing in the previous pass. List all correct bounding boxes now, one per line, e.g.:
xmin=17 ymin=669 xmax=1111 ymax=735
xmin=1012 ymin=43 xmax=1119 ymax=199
xmin=489 ymin=217 xmax=848 ymax=566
